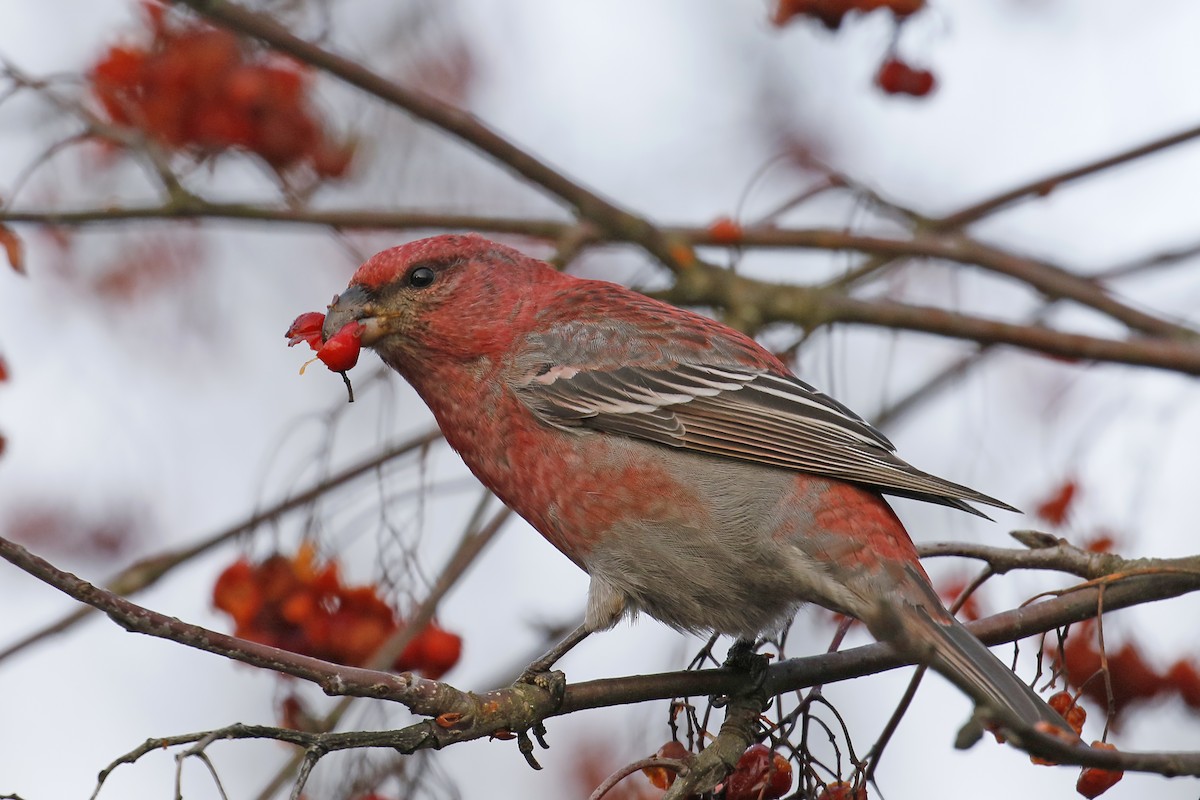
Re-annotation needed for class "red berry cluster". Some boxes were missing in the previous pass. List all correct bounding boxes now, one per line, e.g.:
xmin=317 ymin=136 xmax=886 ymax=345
xmin=640 ymin=741 xmax=792 ymax=799
xmin=1032 ymin=478 xmax=1198 ymax=729
xmin=772 ymin=0 xmax=923 ymax=29
xmin=287 ymin=311 xmax=363 ymax=373
xmin=89 ymin=1 xmax=353 ymax=177
xmin=1052 ymin=618 xmax=1200 ymax=723
xmin=212 ymin=543 xmax=462 ymax=679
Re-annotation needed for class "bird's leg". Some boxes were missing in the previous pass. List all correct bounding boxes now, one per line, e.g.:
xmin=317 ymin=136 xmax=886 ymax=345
xmin=508 ymin=625 xmax=590 ymax=762
xmin=722 ymin=636 xmax=760 ymax=670
xmin=513 ymin=623 xmax=590 ymax=710
xmin=519 ymin=623 xmax=591 ymax=681
xmin=720 ymin=636 xmax=770 ymax=694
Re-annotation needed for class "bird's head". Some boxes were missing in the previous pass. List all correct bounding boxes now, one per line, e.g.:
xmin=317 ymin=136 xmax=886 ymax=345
xmin=323 ymin=233 xmax=561 ymax=366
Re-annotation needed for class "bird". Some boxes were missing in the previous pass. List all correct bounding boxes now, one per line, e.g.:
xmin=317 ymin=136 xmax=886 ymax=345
xmin=320 ymin=232 xmax=1072 ymax=736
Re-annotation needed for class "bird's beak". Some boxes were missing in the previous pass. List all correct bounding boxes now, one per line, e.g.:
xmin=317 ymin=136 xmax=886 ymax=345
xmin=323 ymin=284 xmax=386 ymax=346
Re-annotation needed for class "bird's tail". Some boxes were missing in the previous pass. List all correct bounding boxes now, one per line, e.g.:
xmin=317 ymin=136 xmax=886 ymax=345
xmin=887 ymin=600 xmax=1075 ymax=737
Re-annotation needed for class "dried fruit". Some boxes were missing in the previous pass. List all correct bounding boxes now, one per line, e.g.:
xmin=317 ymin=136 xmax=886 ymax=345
xmin=724 ymin=744 xmax=793 ymax=800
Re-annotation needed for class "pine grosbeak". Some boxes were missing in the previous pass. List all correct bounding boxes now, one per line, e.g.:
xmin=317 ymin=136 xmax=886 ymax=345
xmin=321 ymin=233 xmax=1069 ymax=734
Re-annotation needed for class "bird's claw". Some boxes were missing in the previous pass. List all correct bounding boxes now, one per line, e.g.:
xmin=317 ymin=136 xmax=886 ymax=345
xmin=514 ymin=667 xmax=567 ymax=706
xmin=509 ymin=670 xmax=561 ymax=769
xmin=514 ymin=721 xmax=552 ymax=770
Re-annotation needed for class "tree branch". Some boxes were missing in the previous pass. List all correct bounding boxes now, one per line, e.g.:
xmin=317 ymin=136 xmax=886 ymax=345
xmin=937 ymin=121 xmax=1200 ymax=229
xmin=174 ymin=0 xmax=686 ymax=269
xmin=659 ymin=269 xmax=1200 ymax=375
xmin=5 ymin=532 xmax=1200 ymax=777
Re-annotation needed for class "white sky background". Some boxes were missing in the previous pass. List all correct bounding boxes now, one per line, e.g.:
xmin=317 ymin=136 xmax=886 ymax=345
xmin=1 ymin=0 xmax=1200 ymax=798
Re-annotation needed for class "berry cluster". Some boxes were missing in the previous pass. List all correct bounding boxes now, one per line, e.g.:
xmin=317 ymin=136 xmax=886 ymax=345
xmin=1033 ymin=704 xmax=1125 ymax=800
xmin=723 ymin=744 xmax=793 ymax=800
xmin=1032 ymin=478 xmax=1200 ymax=726
xmin=817 ymin=782 xmax=868 ymax=800
xmin=89 ymin=2 xmax=353 ymax=177
xmin=212 ymin=543 xmax=462 ymax=679
xmin=642 ymin=742 xmax=792 ymax=799
xmin=770 ymin=1 xmax=936 ymax=98
xmin=772 ymin=0 xmax=923 ymax=29
xmin=1054 ymin=619 xmax=1200 ymax=723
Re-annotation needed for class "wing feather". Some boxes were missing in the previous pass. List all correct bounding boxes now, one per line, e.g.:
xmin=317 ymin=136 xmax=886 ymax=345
xmin=517 ymin=363 xmax=1015 ymax=517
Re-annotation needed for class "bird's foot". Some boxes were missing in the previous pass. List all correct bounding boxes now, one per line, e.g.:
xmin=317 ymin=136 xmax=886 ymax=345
xmin=510 ymin=667 xmax=564 ymax=770
xmin=514 ymin=664 xmax=567 ymax=701
xmin=715 ymin=637 xmax=770 ymax=700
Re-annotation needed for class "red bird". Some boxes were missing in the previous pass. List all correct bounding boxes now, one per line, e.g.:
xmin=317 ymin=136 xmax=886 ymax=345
xmin=321 ymin=233 xmax=1069 ymax=734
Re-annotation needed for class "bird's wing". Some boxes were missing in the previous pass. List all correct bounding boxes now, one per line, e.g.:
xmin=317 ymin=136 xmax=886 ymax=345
xmin=515 ymin=362 xmax=1014 ymax=517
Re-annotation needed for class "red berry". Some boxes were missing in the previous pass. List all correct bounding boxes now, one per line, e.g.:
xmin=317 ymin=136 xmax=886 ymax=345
xmin=1076 ymin=742 xmax=1123 ymax=798
xmin=1167 ymin=660 xmax=1200 ymax=708
xmin=285 ymin=311 xmax=325 ymax=351
xmin=418 ymin=623 xmax=463 ymax=680
xmin=642 ymin=740 xmax=690 ymax=790
xmin=312 ymin=139 xmax=357 ymax=180
xmin=1035 ymin=479 xmax=1078 ymax=526
xmin=1047 ymin=690 xmax=1087 ymax=735
xmin=725 ymin=744 xmax=793 ymax=800
xmin=707 ymin=216 xmax=744 ymax=245
xmin=875 ymin=58 xmax=936 ymax=97
xmin=315 ymin=321 xmax=363 ymax=372
xmin=818 ymin=782 xmax=868 ymax=800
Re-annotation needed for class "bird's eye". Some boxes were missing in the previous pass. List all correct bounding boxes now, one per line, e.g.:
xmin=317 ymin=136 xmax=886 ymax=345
xmin=408 ymin=265 xmax=436 ymax=288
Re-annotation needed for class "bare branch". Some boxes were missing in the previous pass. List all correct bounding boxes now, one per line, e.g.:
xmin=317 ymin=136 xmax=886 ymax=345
xmin=173 ymin=0 xmax=688 ymax=270
xmin=6 ymin=531 xmax=1199 ymax=777
xmin=938 ymin=121 xmax=1200 ymax=229
xmin=659 ymin=269 xmax=1200 ymax=375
